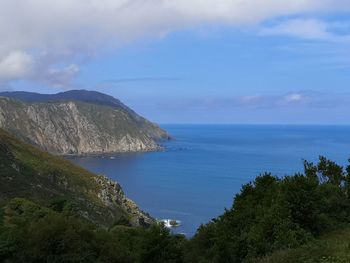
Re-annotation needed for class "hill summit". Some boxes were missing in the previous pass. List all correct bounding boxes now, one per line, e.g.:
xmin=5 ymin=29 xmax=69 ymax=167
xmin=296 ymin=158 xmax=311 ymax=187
xmin=0 ymin=90 xmax=169 ymax=155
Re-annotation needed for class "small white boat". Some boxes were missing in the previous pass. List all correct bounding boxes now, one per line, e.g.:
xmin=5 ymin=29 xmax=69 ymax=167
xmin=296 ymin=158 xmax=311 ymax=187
xmin=159 ymin=219 xmax=181 ymax=228
xmin=110 ymin=156 xmax=115 ymax=159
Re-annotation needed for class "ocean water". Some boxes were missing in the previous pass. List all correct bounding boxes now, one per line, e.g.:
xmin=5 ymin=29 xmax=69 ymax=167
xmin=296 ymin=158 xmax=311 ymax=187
xmin=68 ymin=125 xmax=350 ymax=236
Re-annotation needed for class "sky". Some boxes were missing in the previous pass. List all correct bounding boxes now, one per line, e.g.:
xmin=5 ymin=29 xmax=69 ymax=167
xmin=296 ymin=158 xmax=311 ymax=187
xmin=1 ymin=1 xmax=350 ymax=124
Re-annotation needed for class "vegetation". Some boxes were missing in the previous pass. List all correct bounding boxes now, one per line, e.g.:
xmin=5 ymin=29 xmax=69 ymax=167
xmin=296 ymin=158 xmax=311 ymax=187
xmin=0 ymin=198 xmax=186 ymax=262
xmin=257 ymin=227 xmax=350 ymax=263
xmin=0 ymin=128 xmax=147 ymax=227
xmin=187 ymin=157 xmax=350 ymax=262
xmin=2 ymin=127 xmax=350 ymax=262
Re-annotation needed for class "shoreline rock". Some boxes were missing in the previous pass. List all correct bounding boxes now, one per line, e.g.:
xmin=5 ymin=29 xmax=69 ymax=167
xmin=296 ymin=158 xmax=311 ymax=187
xmin=95 ymin=175 xmax=155 ymax=226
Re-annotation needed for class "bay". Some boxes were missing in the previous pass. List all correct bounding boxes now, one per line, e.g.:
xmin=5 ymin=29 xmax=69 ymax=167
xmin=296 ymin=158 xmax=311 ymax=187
xmin=68 ymin=125 xmax=350 ymax=236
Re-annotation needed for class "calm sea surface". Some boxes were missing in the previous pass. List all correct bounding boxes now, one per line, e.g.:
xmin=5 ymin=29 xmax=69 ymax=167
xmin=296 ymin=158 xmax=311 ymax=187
xmin=68 ymin=125 xmax=350 ymax=236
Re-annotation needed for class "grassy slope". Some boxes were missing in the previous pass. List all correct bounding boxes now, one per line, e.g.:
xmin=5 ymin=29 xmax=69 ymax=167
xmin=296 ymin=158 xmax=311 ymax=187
xmin=0 ymin=128 xmax=129 ymax=226
xmin=256 ymin=226 xmax=350 ymax=263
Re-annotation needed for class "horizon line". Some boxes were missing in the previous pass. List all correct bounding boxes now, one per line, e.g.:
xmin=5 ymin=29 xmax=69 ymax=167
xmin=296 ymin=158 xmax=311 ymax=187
xmin=158 ymin=123 xmax=350 ymax=126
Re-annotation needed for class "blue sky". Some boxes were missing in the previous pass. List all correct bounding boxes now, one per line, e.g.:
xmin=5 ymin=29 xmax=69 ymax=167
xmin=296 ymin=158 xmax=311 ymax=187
xmin=1 ymin=1 xmax=350 ymax=124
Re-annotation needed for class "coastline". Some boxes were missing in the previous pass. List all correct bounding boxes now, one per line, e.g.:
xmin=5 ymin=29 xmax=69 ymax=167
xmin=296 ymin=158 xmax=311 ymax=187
xmin=62 ymin=140 xmax=170 ymax=157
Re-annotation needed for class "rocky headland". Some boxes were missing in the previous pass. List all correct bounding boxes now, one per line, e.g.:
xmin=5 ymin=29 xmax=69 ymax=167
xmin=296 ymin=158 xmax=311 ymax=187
xmin=0 ymin=90 xmax=170 ymax=155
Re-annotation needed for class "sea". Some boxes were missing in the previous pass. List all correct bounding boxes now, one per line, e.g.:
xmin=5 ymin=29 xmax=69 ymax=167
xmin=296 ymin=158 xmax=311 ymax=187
xmin=68 ymin=125 xmax=350 ymax=236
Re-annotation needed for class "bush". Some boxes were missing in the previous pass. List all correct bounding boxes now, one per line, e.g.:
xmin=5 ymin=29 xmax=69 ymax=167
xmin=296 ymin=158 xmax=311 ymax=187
xmin=187 ymin=157 xmax=350 ymax=262
xmin=0 ymin=198 xmax=187 ymax=263
xmin=1 ymin=157 xmax=350 ymax=262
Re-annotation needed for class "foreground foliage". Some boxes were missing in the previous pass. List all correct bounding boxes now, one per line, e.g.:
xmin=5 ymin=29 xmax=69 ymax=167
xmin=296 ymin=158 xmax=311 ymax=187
xmin=0 ymin=198 xmax=186 ymax=263
xmin=2 ymin=155 xmax=350 ymax=262
xmin=188 ymin=157 xmax=350 ymax=262
xmin=257 ymin=227 xmax=350 ymax=263
xmin=0 ymin=128 xmax=149 ymax=228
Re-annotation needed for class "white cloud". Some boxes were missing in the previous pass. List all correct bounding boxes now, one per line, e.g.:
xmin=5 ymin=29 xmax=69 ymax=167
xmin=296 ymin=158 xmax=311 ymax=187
xmin=0 ymin=51 xmax=79 ymax=88
xmin=0 ymin=51 xmax=33 ymax=80
xmin=0 ymin=0 xmax=350 ymax=85
xmin=38 ymin=64 xmax=80 ymax=88
xmin=155 ymin=90 xmax=350 ymax=111
xmin=260 ymin=19 xmax=350 ymax=42
xmin=1 ymin=0 xmax=347 ymax=53
xmin=260 ymin=19 xmax=330 ymax=40
xmin=284 ymin=93 xmax=304 ymax=103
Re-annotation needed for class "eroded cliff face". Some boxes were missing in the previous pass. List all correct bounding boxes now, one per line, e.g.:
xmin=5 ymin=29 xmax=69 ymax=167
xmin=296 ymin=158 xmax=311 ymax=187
xmin=0 ymin=97 xmax=168 ymax=155
xmin=95 ymin=175 xmax=154 ymax=226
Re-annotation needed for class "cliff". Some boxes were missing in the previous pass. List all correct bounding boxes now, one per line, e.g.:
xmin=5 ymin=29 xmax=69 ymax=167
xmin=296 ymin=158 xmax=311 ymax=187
xmin=0 ymin=90 xmax=170 ymax=155
xmin=0 ymin=128 xmax=154 ymax=227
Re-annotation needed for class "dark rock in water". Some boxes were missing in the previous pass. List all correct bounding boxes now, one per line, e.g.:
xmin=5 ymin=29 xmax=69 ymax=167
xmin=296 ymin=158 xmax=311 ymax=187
xmin=0 ymin=90 xmax=170 ymax=155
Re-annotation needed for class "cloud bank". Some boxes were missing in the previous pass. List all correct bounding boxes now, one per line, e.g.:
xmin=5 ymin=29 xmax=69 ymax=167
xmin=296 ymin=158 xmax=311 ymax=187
xmin=1 ymin=0 xmax=350 ymax=86
xmin=151 ymin=90 xmax=350 ymax=111
xmin=260 ymin=18 xmax=350 ymax=42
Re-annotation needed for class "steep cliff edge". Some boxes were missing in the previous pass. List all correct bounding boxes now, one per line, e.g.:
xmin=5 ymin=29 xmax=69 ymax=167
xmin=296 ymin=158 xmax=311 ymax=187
xmin=0 ymin=128 xmax=154 ymax=227
xmin=0 ymin=90 xmax=170 ymax=155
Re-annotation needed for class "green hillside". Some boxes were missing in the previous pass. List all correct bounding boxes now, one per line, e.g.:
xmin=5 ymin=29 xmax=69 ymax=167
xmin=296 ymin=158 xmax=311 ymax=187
xmin=186 ymin=157 xmax=350 ymax=262
xmin=0 ymin=128 xmax=153 ymax=227
xmin=257 ymin=227 xmax=350 ymax=263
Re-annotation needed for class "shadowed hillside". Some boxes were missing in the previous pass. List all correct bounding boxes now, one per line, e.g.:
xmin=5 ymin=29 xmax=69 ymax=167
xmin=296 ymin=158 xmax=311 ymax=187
xmin=0 ymin=128 xmax=154 ymax=227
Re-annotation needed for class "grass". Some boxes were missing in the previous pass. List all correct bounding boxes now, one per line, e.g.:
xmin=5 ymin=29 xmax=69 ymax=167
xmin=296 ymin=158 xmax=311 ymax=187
xmin=256 ymin=226 xmax=350 ymax=263
xmin=0 ymin=128 xmax=129 ymax=226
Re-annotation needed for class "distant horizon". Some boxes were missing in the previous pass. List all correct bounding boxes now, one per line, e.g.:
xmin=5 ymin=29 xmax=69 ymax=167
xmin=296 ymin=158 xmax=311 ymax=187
xmin=1 ymin=89 xmax=349 ymax=125
xmin=159 ymin=123 xmax=350 ymax=126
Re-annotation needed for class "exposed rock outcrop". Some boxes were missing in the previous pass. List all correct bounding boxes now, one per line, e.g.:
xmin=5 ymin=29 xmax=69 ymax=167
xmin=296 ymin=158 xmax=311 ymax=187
xmin=0 ymin=91 xmax=170 ymax=155
xmin=95 ymin=175 xmax=154 ymax=226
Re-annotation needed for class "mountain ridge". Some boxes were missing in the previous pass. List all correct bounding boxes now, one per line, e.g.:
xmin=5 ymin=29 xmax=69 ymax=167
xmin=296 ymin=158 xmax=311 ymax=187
xmin=0 ymin=90 xmax=133 ymax=112
xmin=0 ymin=90 xmax=170 ymax=155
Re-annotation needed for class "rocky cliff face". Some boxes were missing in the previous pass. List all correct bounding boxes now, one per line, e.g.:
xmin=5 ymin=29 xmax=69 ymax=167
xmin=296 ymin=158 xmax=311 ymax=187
xmin=0 ymin=93 xmax=169 ymax=155
xmin=95 ymin=175 xmax=154 ymax=226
